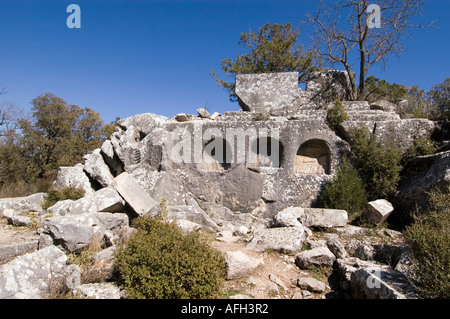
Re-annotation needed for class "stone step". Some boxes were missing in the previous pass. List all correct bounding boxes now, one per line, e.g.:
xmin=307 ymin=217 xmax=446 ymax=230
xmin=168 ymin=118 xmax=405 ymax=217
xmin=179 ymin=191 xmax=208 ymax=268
xmin=346 ymin=110 xmax=401 ymax=121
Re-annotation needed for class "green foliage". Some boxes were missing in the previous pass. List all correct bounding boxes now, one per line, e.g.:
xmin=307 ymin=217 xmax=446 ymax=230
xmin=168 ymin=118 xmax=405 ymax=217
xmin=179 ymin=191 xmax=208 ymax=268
xmin=403 ymin=136 xmax=436 ymax=162
xmin=212 ymin=22 xmax=321 ymax=102
xmin=404 ymin=85 xmax=431 ymax=119
xmin=160 ymin=198 xmax=169 ymax=218
xmin=0 ymin=93 xmax=109 ymax=196
xmin=320 ymin=157 xmax=367 ymax=218
xmin=364 ymin=76 xmax=408 ymax=103
xmin=326 ymin=100 xmax=349 ymax=131
xmin=114 ymin=217 xmax=226 ymax=299
xmin=404 ymin=188 xmax=450 ymax=299
xmin=347 ymin=125 xmax=402 ymax=200
xmin=402 ymin=79 xmax=450 ymax=120
xmin=428 ymin=78 xmax=450 ymax=120
xmin=41 ymin=186 xmax=86 ymax=210
xmin=20 ymin=93 xmax=108 ymax=176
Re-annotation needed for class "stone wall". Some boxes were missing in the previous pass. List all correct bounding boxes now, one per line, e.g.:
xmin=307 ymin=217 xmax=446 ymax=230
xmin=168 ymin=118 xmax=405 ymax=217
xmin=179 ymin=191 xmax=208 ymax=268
xmin=52 ymin=71 xmax=436 ymax=227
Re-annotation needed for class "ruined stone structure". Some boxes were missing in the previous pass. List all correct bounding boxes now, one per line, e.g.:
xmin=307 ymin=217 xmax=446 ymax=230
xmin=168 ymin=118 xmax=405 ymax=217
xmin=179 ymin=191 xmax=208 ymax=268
xmin=1 ymin=70 xmax=442 ymax=299
xmin=54 ymin=70 xmax=435 ymax=230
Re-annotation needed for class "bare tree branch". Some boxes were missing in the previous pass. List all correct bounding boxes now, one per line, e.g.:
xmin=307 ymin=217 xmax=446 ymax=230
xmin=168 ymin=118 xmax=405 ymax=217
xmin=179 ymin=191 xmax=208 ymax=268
xmin=307 ymin=0 xmax=429 ymax=100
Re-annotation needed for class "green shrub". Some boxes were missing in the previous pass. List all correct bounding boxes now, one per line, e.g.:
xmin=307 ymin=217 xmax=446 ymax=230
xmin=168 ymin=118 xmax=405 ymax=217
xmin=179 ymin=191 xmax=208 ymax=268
xmin=347 ymin=125 xmax=402 ymax=200
xmin=114 ymin=217 xmax=226 ymax=299
xmin=403 ymin=136 xmax=436 ymax=162
xmin=320 ymin=157 xmax=367 ymax=219
xmin=404 ymin=188 xmax=450 ymax=299
xmin=41 ymin=186 xmax=86 ymax=210
xmin=326 ymin=99 xmax=349 ymax=131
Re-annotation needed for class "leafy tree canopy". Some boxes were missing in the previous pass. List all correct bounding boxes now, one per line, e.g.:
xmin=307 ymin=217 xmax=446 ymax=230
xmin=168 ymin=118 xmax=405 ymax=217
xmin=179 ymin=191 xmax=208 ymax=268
xmin=212 ymin=22 xmax=321 ymax=102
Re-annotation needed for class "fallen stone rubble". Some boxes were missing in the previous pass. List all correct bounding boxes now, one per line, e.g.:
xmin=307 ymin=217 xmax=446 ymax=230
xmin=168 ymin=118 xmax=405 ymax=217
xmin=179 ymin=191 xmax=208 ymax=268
xmin=1 ymin=70 xmax=436 ymax=299
xmin=1 ymin=191 xmax=415 ymax=299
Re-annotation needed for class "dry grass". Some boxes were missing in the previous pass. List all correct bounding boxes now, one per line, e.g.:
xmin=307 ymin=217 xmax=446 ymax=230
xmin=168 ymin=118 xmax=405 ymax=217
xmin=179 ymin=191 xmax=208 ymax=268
xmin=0 ymin=173 xmax=56 ymax=198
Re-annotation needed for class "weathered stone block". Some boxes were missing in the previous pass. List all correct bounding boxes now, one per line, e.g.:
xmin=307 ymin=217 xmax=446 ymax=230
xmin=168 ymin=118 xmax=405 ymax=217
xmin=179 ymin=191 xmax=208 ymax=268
xmin=0 ymin=246 xmax=78 ymax=299
xmin=224 ymin=250 xmax=261 ymax=280
xmin=53 ymin=164 xmax=94 ymax=194
xmin=350 ymin=267 xmax=415 ymax=299
xmin=301 ymin=208 xmax=348 ymax=228
xmin=84 ymin=149 xmax=115 ymax=187
xmin=363 ymin=199 xmax=394 ymax=226
xmin=196 ymin=108 xmax=210 ymax=118
xmin=297 ymin=277 xmax=327 ymax=293
xmin=246 ymin=226 xmax=310 ymax=253
xmin=40 ymin=213 xmax=105 ymax=253
xmin=113 ymin=172 xmax=158 ymax=217
xmin=235 ymin=72 xmax=304 ymax=115
xmin=295 ymin=246 xmax=336 ymax=269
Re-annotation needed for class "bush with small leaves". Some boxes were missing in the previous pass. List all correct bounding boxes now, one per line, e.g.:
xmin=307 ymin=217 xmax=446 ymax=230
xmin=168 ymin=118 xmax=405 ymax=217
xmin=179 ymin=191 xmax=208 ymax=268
xmin=326 ymin=99 xmax=349 ymax=131
xmin=114 ymin=217 xmax=226 ymax=299
xmin=404 ymin=188 xmax=450 ymax=299
xmin=403 ymin=136 xmax=436 ymax=162
xmin=41 ymin=186 xmax=85 ymax=210
xmin=320 ymin=157 xmax=367 ymax=219
xmin=347 ymin=125 xmax=402 ymax=200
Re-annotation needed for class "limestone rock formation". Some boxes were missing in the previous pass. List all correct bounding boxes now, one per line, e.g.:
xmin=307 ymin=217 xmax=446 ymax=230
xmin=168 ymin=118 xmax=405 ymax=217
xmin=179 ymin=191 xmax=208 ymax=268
xmin=0 ymin=245 xmax=79 ymax=299
xmin=0 ymin=70 xmax=437 ymax=300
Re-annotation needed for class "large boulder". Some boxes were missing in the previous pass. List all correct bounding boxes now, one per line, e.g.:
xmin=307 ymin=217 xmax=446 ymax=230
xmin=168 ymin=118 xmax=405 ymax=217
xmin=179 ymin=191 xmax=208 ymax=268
xmin=165 ymin=203 xmax=219 ymax=233
xmin=306 ymin=69 xmax=356 ymax=104
xmin=235 ymin=72 xmax=305 ymax=115
xmin=246 ymin=226 xmax=310 ymax=254
xmin=117 ymin=113 xmax=169 ymax=136
xmin=113 ymin=172 xmax=158 ymax=217
xmin=0 ymin=246 xmax=80 ymax=299
xmin=224 ymin=250 xmax=262 ymax=280
xmin=273 ymin=207 xmax=348 ymax=228
xmin=295 ymin=246 xmax=336 ymax=269
xmin=0 ymin=240 xmax=39 ymax=264
xmin=46 ymin=187 xmax=125 ymax=216
xmin=52 ymin=164 xmax=95 ymax=194
xmin=83 ymin=149 xmax=115 ymax=187
xmin=272 ymin=207 xmax=304 ymax=227
xmin=196 ymin=108 xmax=211 ymax=119
xmin=297 ymin=277 xmax=327 ymax=293
xmin=393 ymin=150 xmax=450 ymax=224
xmin=0 ymin=193 xmax=46 ymax=214
xmin=2 ymin=208 xmax=33 ymax=227
xmin=40 ymin=213 xmax=105 ymax=253
xmin=326 ymin=238 xmax=349 ymax=259
xmin=350 ymin=266 xmax=416 ymax=299
xmin=301 ymin=208 xmax=348 ymax=228
xmin=362 ymin=199 xmax=394 ymax=226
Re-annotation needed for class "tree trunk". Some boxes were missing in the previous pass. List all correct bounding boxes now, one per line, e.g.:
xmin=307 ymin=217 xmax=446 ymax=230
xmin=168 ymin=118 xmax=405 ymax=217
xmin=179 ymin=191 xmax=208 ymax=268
xmin=358 ymin=47 xmax=366 ymax=100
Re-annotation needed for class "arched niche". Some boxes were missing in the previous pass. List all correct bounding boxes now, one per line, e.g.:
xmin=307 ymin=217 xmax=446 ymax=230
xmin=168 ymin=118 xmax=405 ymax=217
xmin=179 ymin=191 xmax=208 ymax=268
xmin=202 ymin=137 xmax=232 ymax=171
xmin=249 ymin=137 xmax=283 ymax=168
xmin=294 ymin=139 xmax=331 ymax=174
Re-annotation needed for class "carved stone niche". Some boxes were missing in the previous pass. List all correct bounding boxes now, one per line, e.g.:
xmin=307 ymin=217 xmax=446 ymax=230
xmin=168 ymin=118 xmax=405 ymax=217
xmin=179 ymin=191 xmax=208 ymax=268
xmin=294 ymin=139 xmax=331 ymax=175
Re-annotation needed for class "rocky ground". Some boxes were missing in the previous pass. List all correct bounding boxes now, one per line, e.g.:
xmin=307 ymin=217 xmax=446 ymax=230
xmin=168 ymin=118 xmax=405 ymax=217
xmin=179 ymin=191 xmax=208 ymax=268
xmin=0 ymin=195 xmax=414 ymax=299
xmin=211 ymin=224 xmax=408 ymax=299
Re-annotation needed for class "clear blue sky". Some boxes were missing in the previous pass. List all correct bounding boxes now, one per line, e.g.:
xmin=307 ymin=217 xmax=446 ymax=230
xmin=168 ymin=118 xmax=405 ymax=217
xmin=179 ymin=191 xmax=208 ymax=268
xmin=1 ymin=0 xmax=449 ymax=124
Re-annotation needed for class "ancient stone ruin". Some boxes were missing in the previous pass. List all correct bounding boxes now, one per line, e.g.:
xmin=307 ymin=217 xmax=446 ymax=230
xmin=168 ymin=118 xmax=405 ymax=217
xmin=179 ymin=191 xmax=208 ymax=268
xmin=64 ymin=69 xmax=433 ymax=230
xmin=1 ymin=69 xmax=444 ymax=299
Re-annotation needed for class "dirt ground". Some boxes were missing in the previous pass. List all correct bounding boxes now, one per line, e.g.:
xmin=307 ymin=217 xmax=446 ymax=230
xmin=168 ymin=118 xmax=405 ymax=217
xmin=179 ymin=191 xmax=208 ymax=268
xmin=211 ymin=238 xmax=330 ymax=299
xmin=0 ymin=217 xmax=38 ymax=250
